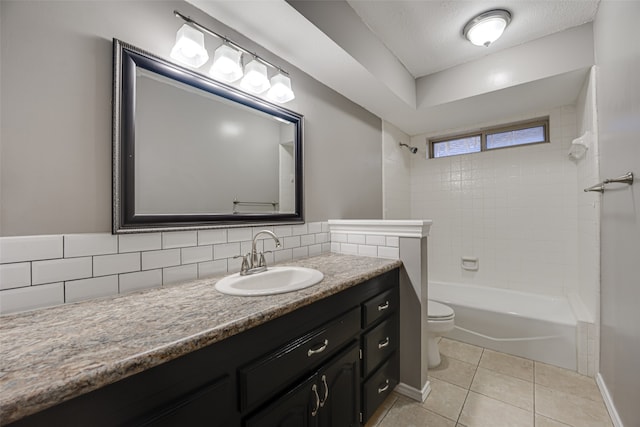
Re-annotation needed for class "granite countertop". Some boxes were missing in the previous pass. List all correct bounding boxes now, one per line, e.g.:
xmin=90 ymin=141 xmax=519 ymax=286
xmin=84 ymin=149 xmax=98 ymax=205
xmin=0 ymin=253 xmax=401 ymax=424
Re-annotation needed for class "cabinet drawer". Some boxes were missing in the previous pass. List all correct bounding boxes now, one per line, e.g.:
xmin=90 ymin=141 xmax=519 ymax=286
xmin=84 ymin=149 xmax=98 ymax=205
xmin=240 ymin=307 xmax=361 ymax=411
xmin=362 ymin=354 xmax=399 ymax=423
xmin=362 ymin=288 xmax=397 ymax=328
xmin=362 ymin=316 xmax=398 ymax=377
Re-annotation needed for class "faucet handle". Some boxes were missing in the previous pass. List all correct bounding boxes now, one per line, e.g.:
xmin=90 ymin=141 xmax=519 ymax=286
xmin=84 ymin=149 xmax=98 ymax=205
xmin=258 ymin=251 xmax=273 ymax=268
xmin=234 ymin=253 xmax=251 ymax=274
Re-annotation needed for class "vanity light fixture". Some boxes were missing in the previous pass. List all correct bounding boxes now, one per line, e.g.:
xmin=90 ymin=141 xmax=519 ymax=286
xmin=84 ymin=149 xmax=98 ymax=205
xmin=267 ymin=72 xmax=295 ymax=103
xmin=210 ymin=43 xmax=244 ymax=82
xmin=463 ymin=9 xmax=512 ymax=47
xmin=241 ymin=59 xmax=271 ymax=94
xmin=170 ymin=24 xmax=209 ymax=67
xmin=172 ymin=10 xmax=295 ymax=102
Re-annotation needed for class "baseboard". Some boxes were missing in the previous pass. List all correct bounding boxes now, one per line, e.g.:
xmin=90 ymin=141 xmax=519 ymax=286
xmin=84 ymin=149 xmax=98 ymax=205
xmin=596 ymin=373 xmax=624 ymax=427
xmin=395 ymin=380 xmax=431 ymax=402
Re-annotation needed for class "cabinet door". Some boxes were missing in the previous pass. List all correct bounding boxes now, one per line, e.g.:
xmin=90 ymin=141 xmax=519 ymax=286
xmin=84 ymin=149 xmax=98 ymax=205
xmin=318 ymin=343 xmax=360 ymax=427
xmin=245 ymin=374 xmax=319 ymax=427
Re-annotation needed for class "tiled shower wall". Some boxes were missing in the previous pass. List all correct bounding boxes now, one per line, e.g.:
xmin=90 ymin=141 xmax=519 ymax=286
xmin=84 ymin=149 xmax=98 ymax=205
xmin=409 ymin=106 xmax=579 ymax=297
xmin=0 ymin=223 xmax=330 ymax=315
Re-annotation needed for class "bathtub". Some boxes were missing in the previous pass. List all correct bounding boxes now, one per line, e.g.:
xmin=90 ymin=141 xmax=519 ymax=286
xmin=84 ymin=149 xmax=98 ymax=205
xmin=429 ymin=281 xmax=577 ymax=370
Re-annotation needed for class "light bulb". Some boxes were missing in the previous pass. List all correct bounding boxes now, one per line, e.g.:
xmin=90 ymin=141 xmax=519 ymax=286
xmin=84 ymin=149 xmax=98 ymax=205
xmin=267 ymin=73 xmax=295 ymax=103
xmin=170 ymin=24 xmax=209 ymax=67
xmin=240 ymin=60 xmax=270 ymax=94
xmin=209 ymin=44 xmax=243 ymax=82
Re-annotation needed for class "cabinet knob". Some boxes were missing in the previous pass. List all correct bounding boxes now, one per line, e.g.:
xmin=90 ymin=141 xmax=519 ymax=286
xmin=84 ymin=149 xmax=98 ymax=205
xmin=377 ymin=301 xmax=390 ymax=311
xmin=307 ymin=339 xmax=329 ymax=357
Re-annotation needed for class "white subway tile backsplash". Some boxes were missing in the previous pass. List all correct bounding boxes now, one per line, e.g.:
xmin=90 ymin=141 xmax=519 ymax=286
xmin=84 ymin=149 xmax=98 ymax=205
xmin=162 ymin=231 xmax=197 ymax=249
xmin=64 ymin=234 xmax=117 ymax=258
xmin=291 ymin=224 xmax=308 ymax=235
xmin=315 ymin=233 xmax=329 ymax=244
xmin=94 ymin=253 xmax=140 ymax=276
xmin=198 ymin=229 xmax=227 ymax=245
xmin=214 ymin=243 xmax=241 ymax=260
xmin=341 ymin=243 xmax=358 ymax=255
xmin=0 ymin=235 xmax=62 ymax=264
xmin=120 ymin=269 xmax=162 ymax=293
xmin=227 ymin=228 xmax=252 ymax=243
xmin=141 ymin=249 xmax=181 ymax=270
xmin=283 ymin=236 xmax=301 ymax=249
xmin=378 ymin=246 xmax=400 ymax=260
xmin=0 ymin=263 xmax=31 ymax=290
xmin=65 ymin=276 xmax=118 ymax=303
xmin=331 ymin=233 xmax=347 ymax=243
xmin=0 ymin=282 xmax=64 ymax=315
xmin=292 ymin=247 xmax=308 ymax=259
xmin=163 ymin=264 xmax=198 ymax=285
xmin=386 ymin=236 xmax=399 ymax=247
xmin=118 ymin=233 xmax=161 ymax=253
xmin=347 ymin=234 xmax=366 ymax=244
xmin=300 ymin=234 xmax=315 ymax=246
xmin=32 ymin=257 xmax=92 ymax=285
xmin=365 ymin=235 xmax=386 ymax=246
xmin=274 ymin=249 xmax=293 ymax=263
xmin=308 ymin=244 xmax=322 ymax=257
xmin=0 ymin=221 xmax=331 ymax=313
xmin=331 ymin=242 xmax=341 ymax=253
xmin=181 ymin=246 xmax=213 ymax=265
xmin=273 ymin=225 xmax=292 ymax=237
xmin=198 ymin=260 xmax=227 ymax=278
xmin=357 ymin=245 xmax=378 ymax=257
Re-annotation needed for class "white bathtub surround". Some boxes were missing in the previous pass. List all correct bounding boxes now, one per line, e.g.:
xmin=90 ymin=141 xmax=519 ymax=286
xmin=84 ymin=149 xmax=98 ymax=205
xmin=430 ymin=281 xmax=577 ymax=370
xmin=0 ymin=223 xmax=330 ymax=315
xmin=329 ymin=219 xmax=433 ymax=402
xmin=410 ymin=106 xmax=579 ymax=298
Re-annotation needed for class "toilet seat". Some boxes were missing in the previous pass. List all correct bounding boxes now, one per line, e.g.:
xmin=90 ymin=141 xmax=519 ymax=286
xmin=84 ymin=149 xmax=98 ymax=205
xmin=428 ymin=300 xmax=454 ymax=321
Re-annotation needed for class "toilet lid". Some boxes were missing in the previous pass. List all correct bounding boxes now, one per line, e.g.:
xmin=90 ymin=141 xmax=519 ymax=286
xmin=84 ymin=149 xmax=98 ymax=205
xmin=428 ymin=300 xmax=454 ymax=319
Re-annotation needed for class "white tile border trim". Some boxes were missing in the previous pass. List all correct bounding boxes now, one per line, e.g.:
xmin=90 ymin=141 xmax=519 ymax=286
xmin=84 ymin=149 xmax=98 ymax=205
xmin=596 ymin=373 xmax=624 ymax=427
xmin=328 ymin=220 xmax=432 ymax=238
xmin=395 ymin=380 xmax=431 ymax=403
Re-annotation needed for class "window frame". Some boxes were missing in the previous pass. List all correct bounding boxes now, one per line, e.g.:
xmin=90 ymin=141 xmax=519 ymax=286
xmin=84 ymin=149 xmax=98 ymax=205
xmin=428 ymin=117 xmax=550 ymax=159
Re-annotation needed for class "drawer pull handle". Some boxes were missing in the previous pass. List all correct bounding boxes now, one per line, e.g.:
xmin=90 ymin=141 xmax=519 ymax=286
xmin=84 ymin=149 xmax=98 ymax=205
xmin=378 ymin=337 xmax=390 ymax=349
xmin=311 ymin=383 xmax=320 ymax=417
xmin=319 ymin=374 xmax=329 ymax=407
xmin=308 ymin=339 xmax=329 ymax=357
xmin=378 ymin=379 xmax=390 ymax=394
xmin=377 ymin=301 xmax=390 ymax=311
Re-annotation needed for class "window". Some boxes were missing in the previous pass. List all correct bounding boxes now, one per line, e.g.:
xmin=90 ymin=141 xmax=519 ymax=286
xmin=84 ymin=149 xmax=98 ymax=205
xmin=429 ymin=117 xmax=549 ymax=159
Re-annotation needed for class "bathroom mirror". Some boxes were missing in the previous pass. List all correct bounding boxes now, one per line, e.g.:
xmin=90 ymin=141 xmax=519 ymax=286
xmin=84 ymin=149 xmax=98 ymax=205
xmin=112 ymin=39 xmax=303 ymax=233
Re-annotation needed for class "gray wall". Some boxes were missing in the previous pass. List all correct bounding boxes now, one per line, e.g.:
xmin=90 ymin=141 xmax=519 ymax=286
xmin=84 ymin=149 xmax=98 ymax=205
xmin=594 ymin=1 xmax=640 ymax=425
xmin=0 ymin=0 xmax=382 ymax=236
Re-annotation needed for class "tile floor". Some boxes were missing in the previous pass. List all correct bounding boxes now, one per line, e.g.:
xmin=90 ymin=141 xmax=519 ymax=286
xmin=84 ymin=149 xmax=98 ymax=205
xmin=366 ymin=338 xmax=613 ymax=427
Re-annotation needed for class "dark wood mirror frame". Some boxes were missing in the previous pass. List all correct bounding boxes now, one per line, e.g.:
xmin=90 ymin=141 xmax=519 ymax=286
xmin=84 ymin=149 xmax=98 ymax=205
xmin=112 ymin=39 xmax=304 ymax=233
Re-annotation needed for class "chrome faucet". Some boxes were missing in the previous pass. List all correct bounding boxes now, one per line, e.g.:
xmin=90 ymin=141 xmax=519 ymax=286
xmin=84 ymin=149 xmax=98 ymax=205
xmin=236 ymin=230 xmax=282 ymax=276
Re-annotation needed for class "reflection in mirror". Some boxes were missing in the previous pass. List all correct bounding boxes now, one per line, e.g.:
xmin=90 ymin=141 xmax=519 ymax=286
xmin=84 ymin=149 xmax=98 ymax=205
xmin=113 ymin=40 xmax=303 ymax=233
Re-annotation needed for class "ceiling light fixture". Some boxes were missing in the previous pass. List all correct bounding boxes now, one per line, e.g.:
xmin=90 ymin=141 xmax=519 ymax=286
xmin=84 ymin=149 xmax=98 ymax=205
xmin=463 ymin=9 xmax=512 ymax=47
xmin=171 ymin=10 xmax=295 ymax=102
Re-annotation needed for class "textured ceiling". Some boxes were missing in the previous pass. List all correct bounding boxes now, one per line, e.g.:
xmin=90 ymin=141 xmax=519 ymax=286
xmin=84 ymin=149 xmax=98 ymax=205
xmin=347 ymin=0 xmax=600 ymax=77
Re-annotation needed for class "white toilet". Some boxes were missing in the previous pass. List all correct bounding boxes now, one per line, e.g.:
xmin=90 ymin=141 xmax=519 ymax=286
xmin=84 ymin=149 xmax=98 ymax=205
xmin=427 ymin=300 xmax=455 ymax=368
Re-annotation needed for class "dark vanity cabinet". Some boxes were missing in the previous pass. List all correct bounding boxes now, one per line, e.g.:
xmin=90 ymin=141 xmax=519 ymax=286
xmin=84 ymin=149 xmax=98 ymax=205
xmin=9 ymin=268 xmax=399 ymax=427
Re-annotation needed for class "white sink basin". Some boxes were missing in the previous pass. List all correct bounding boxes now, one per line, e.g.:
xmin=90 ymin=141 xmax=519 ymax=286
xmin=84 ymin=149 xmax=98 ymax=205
xmin=214 ymin=267 xmax=324 ymax=296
